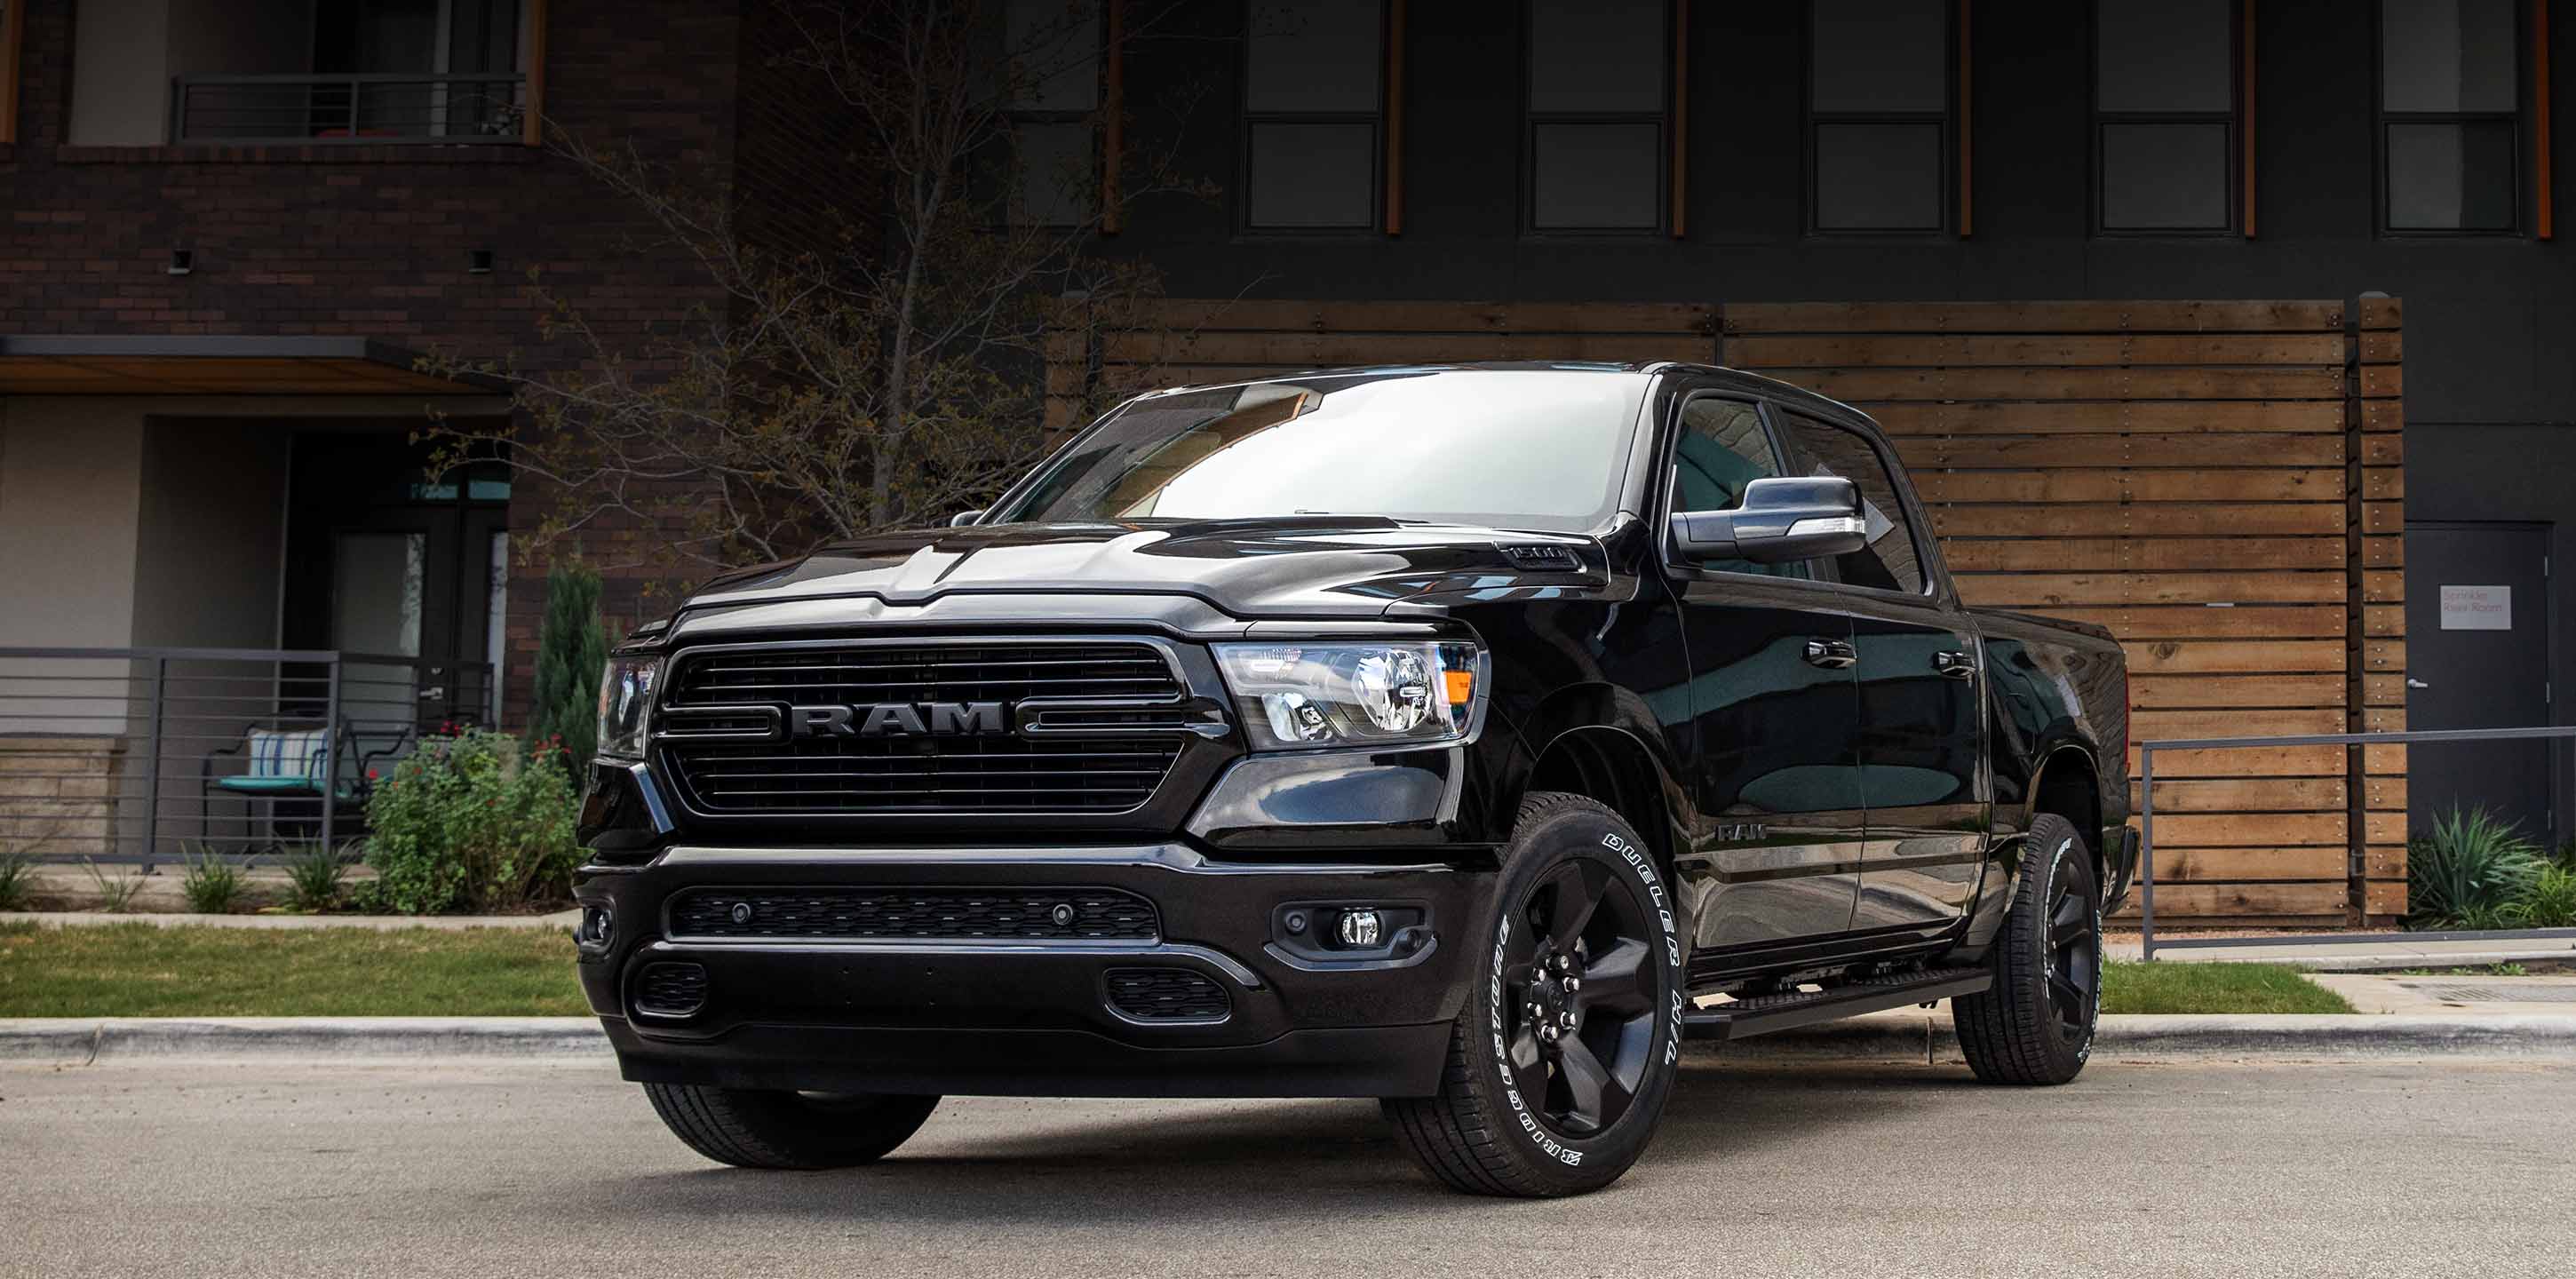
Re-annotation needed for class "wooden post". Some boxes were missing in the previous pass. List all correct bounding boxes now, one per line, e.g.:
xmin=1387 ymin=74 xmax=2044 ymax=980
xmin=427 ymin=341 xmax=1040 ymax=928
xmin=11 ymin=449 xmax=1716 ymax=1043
xmin=1957 ymin=0 xmax=1972 ymax=237
xmin=521 ymin=0 xmax=549 ymax=147
xmin=1670 ymin=0 xmax=1689 ymax=238
xmin=2242 ymin=0 xmax=2258 ymax=236
xmin=2539 ymin=0 xmax=2555 ymax=241
xmin=1387 ymin=0 xmax=1406 ymax=234
xmin=1 ymin=0 xmax=28 ymax=146
xmin=1102 ymin=0 xmax=1125 ymax=234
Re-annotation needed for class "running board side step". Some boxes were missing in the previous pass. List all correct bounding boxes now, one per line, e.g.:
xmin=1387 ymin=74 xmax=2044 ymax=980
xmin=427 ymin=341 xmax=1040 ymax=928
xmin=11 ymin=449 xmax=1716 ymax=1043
xmin=1681 ymin=966 xmax=1992 ymax=1041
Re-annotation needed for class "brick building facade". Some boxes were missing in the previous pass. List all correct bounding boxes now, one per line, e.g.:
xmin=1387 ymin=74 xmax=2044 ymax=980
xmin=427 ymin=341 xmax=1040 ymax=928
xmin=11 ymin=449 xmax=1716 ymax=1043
xmin=0 ymin=0 xmax=816 ymax=726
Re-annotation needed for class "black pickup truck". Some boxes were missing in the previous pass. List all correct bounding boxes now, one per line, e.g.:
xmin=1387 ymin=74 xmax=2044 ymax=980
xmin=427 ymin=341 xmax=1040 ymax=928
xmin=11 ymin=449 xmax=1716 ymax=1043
xmin=573 ymin=362 xmax=2135 ymax=1196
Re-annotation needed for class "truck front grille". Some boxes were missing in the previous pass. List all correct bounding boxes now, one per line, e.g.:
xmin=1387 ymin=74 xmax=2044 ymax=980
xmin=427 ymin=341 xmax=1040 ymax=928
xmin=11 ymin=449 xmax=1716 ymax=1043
xmin=656 ymin=640 xmax=1191 ymax=817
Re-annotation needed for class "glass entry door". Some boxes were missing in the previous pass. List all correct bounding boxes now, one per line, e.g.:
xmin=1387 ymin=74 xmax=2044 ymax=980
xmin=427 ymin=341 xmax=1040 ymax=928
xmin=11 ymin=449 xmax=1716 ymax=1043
xmin=282 ymin=431 xmax=511 ymax=745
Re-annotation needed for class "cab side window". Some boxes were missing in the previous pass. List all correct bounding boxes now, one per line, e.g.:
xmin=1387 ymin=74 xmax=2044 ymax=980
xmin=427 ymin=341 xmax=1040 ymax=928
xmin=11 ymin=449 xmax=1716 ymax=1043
xmin=1672 ymin=395 xmax=1809 ymax=580
xmin=1777 ymin=410 xmax=1927 ymax=594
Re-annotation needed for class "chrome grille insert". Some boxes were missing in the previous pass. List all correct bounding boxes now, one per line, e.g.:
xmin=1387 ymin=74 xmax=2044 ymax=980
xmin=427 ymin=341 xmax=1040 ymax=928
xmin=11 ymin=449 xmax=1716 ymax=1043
xmin=656 ymin=639 xmax=1197 ymax=816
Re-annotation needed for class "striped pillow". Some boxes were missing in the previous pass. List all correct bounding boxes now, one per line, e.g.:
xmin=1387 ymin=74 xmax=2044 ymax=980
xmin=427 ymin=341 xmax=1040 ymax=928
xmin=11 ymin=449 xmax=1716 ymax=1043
xmin=244 ymin=728 xmax=331 ymax=782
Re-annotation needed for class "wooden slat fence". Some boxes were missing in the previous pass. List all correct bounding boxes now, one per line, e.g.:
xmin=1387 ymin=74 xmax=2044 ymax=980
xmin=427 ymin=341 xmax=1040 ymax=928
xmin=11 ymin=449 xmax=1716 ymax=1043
xmin=1050 ymin=298 xmax=2406 ymax=925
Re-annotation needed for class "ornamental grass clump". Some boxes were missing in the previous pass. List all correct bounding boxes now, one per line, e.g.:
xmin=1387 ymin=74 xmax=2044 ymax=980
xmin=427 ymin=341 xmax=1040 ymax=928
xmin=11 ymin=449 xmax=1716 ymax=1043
xmin=2409 ymin=805 xmax=2546 ymax=931
xmin=362 ymin=729 xmax=583 ymax=915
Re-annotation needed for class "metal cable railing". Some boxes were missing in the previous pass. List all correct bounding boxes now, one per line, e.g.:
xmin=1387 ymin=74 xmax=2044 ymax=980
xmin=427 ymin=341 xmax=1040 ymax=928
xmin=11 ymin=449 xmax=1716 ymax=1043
xmin=171 ymin=73 xmax=526 ymax=146
xmin=0 ymin=647 xmax=494 ymax=865
xmin=2138 ymin=724 xmax=2576 ymax=959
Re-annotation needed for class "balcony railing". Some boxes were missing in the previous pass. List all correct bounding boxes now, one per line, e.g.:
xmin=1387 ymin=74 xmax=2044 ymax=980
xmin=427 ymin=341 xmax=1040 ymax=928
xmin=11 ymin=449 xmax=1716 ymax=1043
xmin=171 ymin=73 xmax=527 ymax=147
xmin=0 ymin=647 xmax=497 ymax=865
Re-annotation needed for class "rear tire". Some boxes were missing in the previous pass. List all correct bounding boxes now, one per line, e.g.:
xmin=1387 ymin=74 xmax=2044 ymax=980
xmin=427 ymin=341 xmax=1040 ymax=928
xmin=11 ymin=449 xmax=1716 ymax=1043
xmin=643 ymin=1084 xmax=939 ymax=1170
xmin=1952 ymin=813 xmax=2103 ymax=1085
xmin=1385 ymin=792 xmax=1685 ymax=1197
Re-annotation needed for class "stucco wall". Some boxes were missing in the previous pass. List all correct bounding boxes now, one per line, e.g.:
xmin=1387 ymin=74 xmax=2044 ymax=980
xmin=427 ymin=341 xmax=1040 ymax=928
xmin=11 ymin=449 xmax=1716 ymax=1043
xmin=130 ymin=416 xmax=289 ymax=650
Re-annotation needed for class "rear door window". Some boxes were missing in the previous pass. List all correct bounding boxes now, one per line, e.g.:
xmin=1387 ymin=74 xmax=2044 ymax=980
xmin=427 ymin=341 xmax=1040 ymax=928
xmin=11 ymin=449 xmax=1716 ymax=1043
xmin=1776 ymin=410 xmax=1928 ymax=595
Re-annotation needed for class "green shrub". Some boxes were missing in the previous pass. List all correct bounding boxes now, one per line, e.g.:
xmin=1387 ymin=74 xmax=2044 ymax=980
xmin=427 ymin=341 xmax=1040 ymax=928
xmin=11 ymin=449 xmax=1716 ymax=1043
xmin=0 ymin=851 xmax=33 ymax=911
xmin=526 ymin=561 xmax=609 ymax=778
xmin=2509 ymin=866 xmax=2576 ymax=929
xmin=179 ymin=846 xmax=247 ymax=914
xmin=281 ymin=841 xmax=349 ymax=913
xmin=2552 ymin=837 xmax=2576 ymax=874
xmin=2409 ymin=805 xmax=2545 ymax=930
xmin=363 ymin=729 xmax=582 ymax=915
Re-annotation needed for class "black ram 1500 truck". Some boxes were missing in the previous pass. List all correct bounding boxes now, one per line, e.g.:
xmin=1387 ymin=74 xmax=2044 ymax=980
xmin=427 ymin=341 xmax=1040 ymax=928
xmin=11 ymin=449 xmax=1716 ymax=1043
xmin=573 ymin=362 xmax=2136 ymax=1196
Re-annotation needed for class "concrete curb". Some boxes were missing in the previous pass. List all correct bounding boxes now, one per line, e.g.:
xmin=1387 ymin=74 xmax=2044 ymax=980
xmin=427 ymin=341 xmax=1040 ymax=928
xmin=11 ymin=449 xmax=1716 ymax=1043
xmin=8 ymin=1013 xmax=2576 ymax=1066
xmin=0 ymin=1017 xmax=609 ymax=1064
xmin=0 ymin=910 xmax=582 ymax=931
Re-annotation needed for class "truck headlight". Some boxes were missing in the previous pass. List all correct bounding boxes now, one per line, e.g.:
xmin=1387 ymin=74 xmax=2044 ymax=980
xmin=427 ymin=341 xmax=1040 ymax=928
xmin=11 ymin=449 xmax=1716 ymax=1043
xmin=595 ymin=654 xmax=663 ymax=761
xmin=1213 ymin=641 xmax=1483 ymax=751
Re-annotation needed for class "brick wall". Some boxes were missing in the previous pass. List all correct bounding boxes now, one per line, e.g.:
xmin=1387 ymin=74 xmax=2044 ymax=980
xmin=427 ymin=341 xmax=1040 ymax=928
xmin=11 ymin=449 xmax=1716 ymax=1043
xmin=0 ymin=0 xmax=759 ymax=726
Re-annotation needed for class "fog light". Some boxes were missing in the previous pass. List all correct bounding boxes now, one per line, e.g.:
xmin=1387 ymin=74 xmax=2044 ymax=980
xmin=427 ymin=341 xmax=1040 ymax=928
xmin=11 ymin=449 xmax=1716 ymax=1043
xmin=1336 ymin=908 xmax=1384 ymax=948
xmin=577 ymin=904 xmax=615 ymax=949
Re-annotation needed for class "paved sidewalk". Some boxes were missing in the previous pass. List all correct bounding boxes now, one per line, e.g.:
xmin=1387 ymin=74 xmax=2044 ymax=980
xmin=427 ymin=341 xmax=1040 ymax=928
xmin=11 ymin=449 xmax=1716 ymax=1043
xmin=2106 ymin=931 xmax=2576 ymax=972
xmin=1 ymin=909 xmax=580 ymax=931
xmin=2310 ymin=972 xmax=2576 ymax=1015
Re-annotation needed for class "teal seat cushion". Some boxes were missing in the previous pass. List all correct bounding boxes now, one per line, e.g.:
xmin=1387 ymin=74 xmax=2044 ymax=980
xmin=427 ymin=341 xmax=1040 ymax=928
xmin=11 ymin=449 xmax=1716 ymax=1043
xmin=213 ymin=776 xmax=356 ymax=802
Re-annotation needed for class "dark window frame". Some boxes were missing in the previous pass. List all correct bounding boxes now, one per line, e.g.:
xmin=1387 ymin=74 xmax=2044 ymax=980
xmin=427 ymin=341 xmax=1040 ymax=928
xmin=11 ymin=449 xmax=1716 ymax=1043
xmin=2089 ymin=0 xmax=2242 ymax=236
xmin=2373 ymin=0 xmax=2526 ymax=237
xmin=1802 ymin=0 xmax=1957 ymax=238
xmin=1656 ymin=391 xmax=1829 ymax=586
xmin=1001 ymin=0 xmax=1107 ymax=230
xmin=1520 ymin=0 xmax=1672 ymax=236
xmin=1237 ymin=0 xmax=1389 ymax=235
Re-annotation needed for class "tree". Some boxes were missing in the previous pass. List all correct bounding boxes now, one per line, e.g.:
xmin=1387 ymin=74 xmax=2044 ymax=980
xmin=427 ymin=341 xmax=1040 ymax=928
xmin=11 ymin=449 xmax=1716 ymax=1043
xmin=425 ymin=0 xmax=1204 ymax=576
xmin=527 ymin=560 xmax=609 ymax=775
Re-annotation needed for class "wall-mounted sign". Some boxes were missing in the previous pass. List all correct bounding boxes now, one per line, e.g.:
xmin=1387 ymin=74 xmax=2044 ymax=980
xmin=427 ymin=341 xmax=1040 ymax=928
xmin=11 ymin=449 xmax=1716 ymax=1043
xmin=2438 ymin=584 xmax=2512 ymax=631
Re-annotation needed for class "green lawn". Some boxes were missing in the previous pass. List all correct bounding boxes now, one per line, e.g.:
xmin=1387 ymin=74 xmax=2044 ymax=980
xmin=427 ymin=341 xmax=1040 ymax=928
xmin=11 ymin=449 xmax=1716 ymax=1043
xmin=0 ymin=921 xmax=587 ymax=1018
xmin=2100 ymin=960 xmax=2353 ymax=1015
xmin=0 ymin=923 xmax=2349 ymax=1019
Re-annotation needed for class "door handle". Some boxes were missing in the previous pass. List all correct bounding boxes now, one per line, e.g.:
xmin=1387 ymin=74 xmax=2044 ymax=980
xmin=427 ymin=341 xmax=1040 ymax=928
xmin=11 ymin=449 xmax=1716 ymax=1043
xmin=1931 ymin=650 xmax=1976 ymax=679
xmin=1802 ymin=640 xmax=1857 ymax=670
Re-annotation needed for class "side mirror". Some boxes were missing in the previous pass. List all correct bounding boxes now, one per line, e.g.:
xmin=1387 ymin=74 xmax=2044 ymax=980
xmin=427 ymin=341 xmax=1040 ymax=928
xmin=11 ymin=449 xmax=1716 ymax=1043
xmin=948 ymin=509 xmax=986 ymax=528
xmin=1671 ymin=475 xmax=1867 ymax=564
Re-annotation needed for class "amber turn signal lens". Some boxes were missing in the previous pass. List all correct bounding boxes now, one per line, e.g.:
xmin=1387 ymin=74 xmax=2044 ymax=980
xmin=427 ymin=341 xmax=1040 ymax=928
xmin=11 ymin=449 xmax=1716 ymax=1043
xmin=1443 ymin=669 xmax=1475 ymax=705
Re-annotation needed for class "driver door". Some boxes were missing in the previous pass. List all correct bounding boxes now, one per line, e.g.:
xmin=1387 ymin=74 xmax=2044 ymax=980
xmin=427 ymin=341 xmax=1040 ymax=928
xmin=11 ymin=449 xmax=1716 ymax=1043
xmin=1662 ymin=393 xmax=1868 ymax=955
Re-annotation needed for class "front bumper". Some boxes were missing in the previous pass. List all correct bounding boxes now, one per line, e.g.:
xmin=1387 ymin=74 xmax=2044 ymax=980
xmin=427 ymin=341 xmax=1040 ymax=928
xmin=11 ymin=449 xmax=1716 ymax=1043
xmin=573 ymin=844 xmax=1494 ymax=1098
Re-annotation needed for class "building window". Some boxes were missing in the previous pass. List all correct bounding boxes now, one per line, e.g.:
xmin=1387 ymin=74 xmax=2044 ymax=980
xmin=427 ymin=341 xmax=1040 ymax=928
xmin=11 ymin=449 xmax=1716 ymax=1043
xmin=1525 ymin=0 xmax=1666 ymax=232
xmin=1808 ymin=0 xmax=1951 ymax=234
xmin=1243 ymin=1 xmax=1383 ymax=231
xmin=1005 ymin=0 xmax=1101 ymax=226
xmin=2095 ymin=0 xmax=2236 ymax=232
xmin=2379 ymin=0 xmax=2520 ymax=233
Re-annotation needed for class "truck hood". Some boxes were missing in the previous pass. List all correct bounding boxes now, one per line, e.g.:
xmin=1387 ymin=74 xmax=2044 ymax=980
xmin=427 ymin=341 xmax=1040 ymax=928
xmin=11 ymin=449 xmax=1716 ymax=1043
xmin=677 ymin=518 xmax=1610 ymax=620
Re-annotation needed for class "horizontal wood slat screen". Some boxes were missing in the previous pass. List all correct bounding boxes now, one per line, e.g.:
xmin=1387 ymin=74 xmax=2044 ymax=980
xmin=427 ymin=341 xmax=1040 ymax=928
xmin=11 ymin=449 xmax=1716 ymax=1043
xmin=1050 ymin=297 xmax=2402 ymax=925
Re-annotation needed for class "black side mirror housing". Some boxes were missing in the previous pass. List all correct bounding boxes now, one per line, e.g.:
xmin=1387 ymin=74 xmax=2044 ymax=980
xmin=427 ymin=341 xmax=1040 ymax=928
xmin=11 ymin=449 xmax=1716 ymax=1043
xmin=1671 ymin=475 xmax=1868 ymax=564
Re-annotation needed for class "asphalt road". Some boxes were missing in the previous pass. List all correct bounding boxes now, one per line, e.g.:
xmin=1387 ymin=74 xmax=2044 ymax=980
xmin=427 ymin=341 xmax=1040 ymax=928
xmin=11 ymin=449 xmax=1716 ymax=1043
xmin=5 ymin=1049 xmax=2571 ymax=1278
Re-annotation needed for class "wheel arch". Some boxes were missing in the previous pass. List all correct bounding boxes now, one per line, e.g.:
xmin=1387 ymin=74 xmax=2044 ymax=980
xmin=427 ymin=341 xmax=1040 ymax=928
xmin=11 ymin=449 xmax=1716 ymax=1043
xmin=2028 ymin=743 xmax=2107 ymax=887
xmin=1495 ymin=685 xmax=1690 ymax=900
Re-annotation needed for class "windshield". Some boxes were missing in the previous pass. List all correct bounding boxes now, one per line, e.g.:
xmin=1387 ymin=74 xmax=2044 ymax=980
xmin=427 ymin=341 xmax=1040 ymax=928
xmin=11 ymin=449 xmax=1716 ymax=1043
xmin=991 ymin=369 xmax=1650 ymax=532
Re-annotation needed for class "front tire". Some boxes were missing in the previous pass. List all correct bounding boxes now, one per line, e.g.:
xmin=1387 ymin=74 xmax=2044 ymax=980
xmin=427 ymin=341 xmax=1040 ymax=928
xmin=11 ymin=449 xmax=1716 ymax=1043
xmin=644 ymin=1084 xmax=940 ymax=1170
xmin=1952 ymin=812 xmax=2103 ymax=1084
xmin=1385 ymin=792 xmax=1685 ymax=1196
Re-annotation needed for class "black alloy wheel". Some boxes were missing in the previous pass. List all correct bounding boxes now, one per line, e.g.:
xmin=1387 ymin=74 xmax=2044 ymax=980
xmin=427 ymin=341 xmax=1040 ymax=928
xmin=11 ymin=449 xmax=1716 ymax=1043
xmin=1385 ymin=791 xmax=1685 ymax=1196
xmin=1953 ymin=811 xmax=2103 ymax=1085
xmin=1502 ymin=859 xmax=1665 ymax=1136
xmin=2041 ymin=851 xmax=2102 ymax=1046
